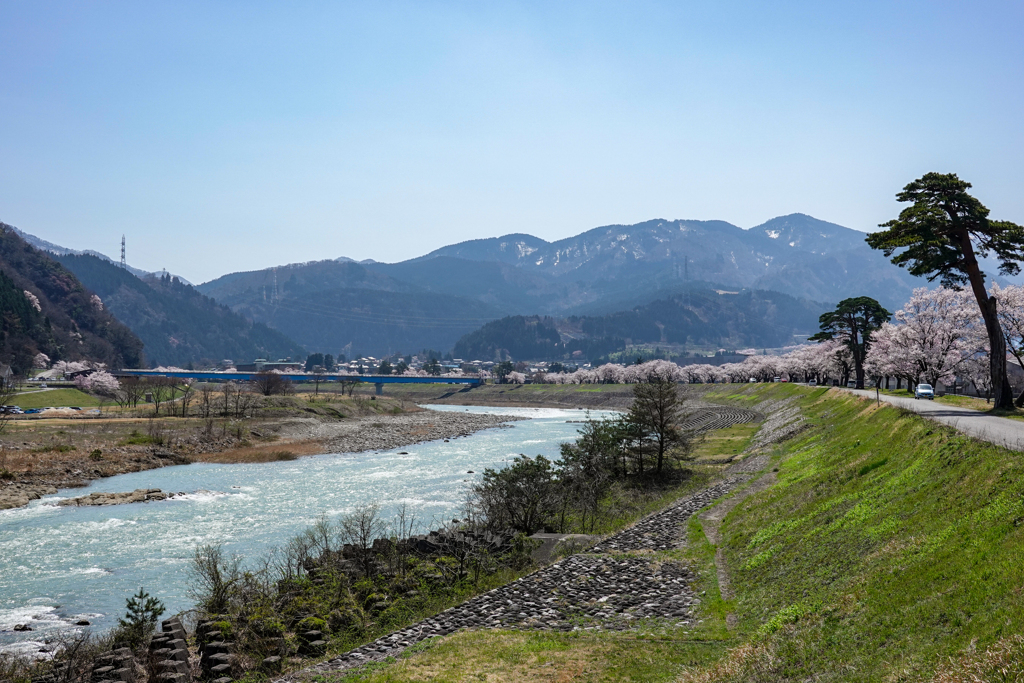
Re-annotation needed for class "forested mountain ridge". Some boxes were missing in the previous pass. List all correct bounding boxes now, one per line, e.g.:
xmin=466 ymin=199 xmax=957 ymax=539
xmin=197 ymin=259 xmax=507 ymax=356
xmin=54 ymin=253 xmax=307 ymax=367
xmin=0 ymin=224 xmax=144 ymax=373
xmin=452 ymin=286 xmax=826 ymax=362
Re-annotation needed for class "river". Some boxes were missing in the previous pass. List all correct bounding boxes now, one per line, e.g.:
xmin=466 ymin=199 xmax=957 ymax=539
xmin=0 ymin=405 xmax=614 ymax=656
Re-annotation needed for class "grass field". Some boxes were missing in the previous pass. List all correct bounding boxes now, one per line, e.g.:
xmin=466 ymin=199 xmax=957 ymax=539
xmin=332 ymin=384 xmax=1024 ymax=682
xmin=9 ymin=388 xmax=104 ymax=408
xmin=691 ymin=421 xmax=761 ymax=461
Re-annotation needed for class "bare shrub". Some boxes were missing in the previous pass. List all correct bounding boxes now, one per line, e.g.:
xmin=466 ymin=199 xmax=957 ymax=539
xmin=188 ymin=544 xmax=242 ymax=615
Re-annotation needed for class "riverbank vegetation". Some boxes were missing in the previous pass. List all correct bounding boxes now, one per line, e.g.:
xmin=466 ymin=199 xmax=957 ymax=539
xmin=471 ymin=378 xmax=703 ymax=535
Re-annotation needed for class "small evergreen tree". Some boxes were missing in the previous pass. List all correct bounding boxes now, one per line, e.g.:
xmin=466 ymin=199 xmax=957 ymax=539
xmin=116 ymin=588 xmax=165 ymax=648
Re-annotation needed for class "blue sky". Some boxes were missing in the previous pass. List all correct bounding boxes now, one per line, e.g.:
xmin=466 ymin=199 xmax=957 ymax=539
xmin=1 ymin=1 xmax=1021 ymax=284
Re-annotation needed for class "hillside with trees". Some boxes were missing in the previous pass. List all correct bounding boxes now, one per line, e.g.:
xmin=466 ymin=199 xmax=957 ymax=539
xmin=453 ymin=316 xmax=623 ymax=362
xmin=54 ymin=253 xmax=307 ymax=367
xmin=199 ymin=260 xmax=506 ymax=356
xmin=0 ymin=224 xmax=144 ymax=373
xmin=453 ymin=287 xmax=825 ymax=362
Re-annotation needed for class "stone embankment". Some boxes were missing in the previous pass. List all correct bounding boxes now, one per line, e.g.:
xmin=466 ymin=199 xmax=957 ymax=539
xmin=678 ymin=402 xmax=762 ymax=435
xmin=281 ymin=478 xmax=744 ymax=680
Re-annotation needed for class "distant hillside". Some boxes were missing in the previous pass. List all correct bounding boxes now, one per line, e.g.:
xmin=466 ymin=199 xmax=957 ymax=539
xmin=0 ymin=224 xmax=144 ymax=373
xmin=198 ymin=260 xmax=506 ymax=356
xmin=452 ymin=287 xmax=826 ymax=362
xmin=453 ymin=316 xmax=623 ymax=362
xmin=54 ymin=253 xmax=307 ymax=367
xmin=199 ymin=213 xmax=893 ymax=356
xmin=578 ymin=287 xmax=825 ymax=349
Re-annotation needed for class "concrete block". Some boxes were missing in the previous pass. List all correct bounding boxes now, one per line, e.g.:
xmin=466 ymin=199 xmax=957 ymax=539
xmin=209 ymin=664 xmax=232 ymax=677
xmin=157 ymin=659 xmax=188 ymax=675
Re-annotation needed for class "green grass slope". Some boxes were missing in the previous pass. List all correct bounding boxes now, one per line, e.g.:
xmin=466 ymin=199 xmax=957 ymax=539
xmin=698 ymin=384 xmax=1024 ymax=681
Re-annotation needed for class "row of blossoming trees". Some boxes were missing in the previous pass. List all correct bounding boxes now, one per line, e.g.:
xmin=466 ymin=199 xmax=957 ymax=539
xmin=519 ymin=284 xmax=1023 ymax=402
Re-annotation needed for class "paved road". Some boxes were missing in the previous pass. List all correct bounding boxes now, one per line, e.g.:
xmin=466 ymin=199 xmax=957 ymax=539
xmin=845 ymin=388 xmax=1024 ymax=451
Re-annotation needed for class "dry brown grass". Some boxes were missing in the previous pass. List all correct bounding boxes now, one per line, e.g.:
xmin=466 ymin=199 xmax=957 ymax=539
xmin=674 ymin=642 xmax=780 ymax=683
xmin=928 ymin=635 xmax=1024 ymax=683
xmin=343 ymin=629 xmax=731 ymax=683
xmin=196 ymin=439 xmax=323 ymax=463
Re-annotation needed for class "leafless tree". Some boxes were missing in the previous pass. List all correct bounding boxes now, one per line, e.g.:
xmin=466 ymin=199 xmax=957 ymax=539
xmin=37 ymin=629 xmax=100 ymax=683
xmin=386 ymin=504 xmax=419 ymax=578
xmin=339 ymin=503 xmax=387 ymax=578
xmin=221 ymin=382 xmax=236 ymax=417
xmin=234 ymin=385 xmax=258 ymax=418
xmin=197 ymin=384 xmax=215 ymax=419
xmin=252 ymin=371 xmax=292 ymax=396
xmin=120 ymin=377 xmax=146 ymax=409
xmin=178 ymin=381 xmax=195 ymax=417
xmin=188 ymin=544 xmax=242 ymax=615
xmin=149 ymin=377 xmax=177 ymax=417
xmin=311 ymin=366 xmax=326 ymax=397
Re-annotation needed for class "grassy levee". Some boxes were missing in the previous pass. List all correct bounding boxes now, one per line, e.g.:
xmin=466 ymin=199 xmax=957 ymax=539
xmin=695 ymin=384 xmax=1024 ymax=681
xmin=329 ymin=384 xmax=1024 ymax=682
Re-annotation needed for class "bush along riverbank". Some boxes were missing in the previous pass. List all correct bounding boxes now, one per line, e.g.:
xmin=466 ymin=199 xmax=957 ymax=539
xmin=181 ymin=515 xmax=539 ymax=680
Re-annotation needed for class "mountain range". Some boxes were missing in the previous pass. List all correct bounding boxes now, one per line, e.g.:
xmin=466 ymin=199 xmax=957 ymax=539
xmin=196 ymin=214 xmax=932 ymax=358
xmin=8 ymin=212 xmax=1007 ymax=365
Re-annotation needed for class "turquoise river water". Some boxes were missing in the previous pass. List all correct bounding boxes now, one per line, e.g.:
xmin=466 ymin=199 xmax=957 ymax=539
xmin=0 ymin=405 xmax=614 ymax=656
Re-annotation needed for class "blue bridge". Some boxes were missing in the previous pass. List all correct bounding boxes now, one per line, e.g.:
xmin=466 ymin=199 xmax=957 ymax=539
xmin=114 ymin=370 xmax=484 ymax=395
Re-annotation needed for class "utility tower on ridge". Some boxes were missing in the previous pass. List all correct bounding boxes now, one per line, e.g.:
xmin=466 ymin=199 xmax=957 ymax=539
xmin=120 ymin=235 xmax=126 ymax=270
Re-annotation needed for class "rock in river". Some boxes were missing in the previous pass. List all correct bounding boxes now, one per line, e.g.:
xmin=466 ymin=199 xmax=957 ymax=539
xmin=58 ymin=488 xmax=170 ymax=507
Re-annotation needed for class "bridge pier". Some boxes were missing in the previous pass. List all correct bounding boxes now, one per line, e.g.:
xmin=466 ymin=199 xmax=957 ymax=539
xmin=375 ymin=383 xmax=383 ymax=396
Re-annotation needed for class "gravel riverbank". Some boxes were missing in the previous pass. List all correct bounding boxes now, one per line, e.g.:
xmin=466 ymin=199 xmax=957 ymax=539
xmin=310 ymin=410 xmax=526 ymax=454
xmin=0 ymin=409 xmax=525 ymax=511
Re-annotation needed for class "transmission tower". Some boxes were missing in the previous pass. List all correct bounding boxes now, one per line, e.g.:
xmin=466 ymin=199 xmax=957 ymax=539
xmin=120 ymin=235 xmax=126 ymax=270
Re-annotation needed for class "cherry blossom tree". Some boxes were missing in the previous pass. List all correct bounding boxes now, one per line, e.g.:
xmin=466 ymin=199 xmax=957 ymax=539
xmin=74 ymin=370 xmax=121 ymax=396
xmin=23 ymin=290 xmax=41 ymax=312
xmin=33 ymin=353 xmax=50 ymax=369
xmin=991 ymin=283 xmax=1024 ymax=406
xmin=53 ymin=360 xmax=89 ymax=377
xmin=865 ymin=288 xmax=981 ymax=389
